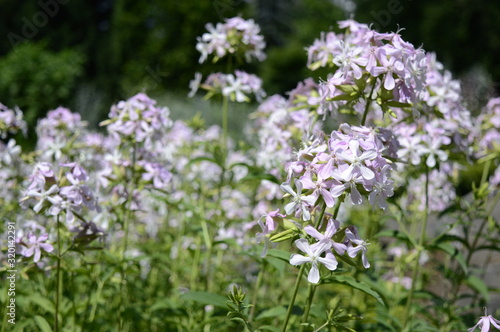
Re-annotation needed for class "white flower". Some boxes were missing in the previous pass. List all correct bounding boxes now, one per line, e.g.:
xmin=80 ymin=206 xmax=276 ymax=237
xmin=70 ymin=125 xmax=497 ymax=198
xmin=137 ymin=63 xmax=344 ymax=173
xmin=280 ymin=180 xmax=317 ymax=221
xmin=25 ymin=184 xmax=59 ymax=213
xmin=222 ymin=74 xmax=251 ymax=102
xmin=290 ymin=238 xmax=338 ymax=284
xmin=337 ymin=140 xmax=377 ymax=181
xmin=345 ymin=228 xmax=371 ymax=268
xmin=469 ymin=310 xmax=500 ymax=332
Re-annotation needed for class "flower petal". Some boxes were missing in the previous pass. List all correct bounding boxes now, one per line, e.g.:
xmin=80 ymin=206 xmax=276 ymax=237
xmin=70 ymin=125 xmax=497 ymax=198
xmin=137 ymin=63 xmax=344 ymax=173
xmin=307 ymin=263 xmax=320 ymax=284
xmin=290 ymin=253 xmax=311 ymax=266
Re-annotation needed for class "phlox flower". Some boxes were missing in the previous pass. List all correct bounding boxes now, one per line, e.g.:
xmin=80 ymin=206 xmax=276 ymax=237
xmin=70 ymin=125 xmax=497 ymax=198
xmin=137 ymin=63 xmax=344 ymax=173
xmin=47 ymin=195 xmax=78 ymax=225
xmin=290 ymin=238 xmax=338 ymax=284
xmin=421 ymin=138 xmax=448 ymax=168
xmin=469 ymin=309 xmax=500 ymax=332
xmin=370 ymin=47 xmax=405 ymax=90
xmin=256 ymin=217 xmax=277 ymax=258
xmin=24 ymin=184 xmax=59 ymax=213
xmin=337 ymin=140 xmax=377 ymax=181
xmin=281 ymin=180 xmax=317 ymax=221
xmin=258 ymin=208 xmax=284 ymax=232
xmin=300 ymin=175 xmax=336 ymax=208
xmin=304 ymin=218 xmax=347 ymax=255
xmin=222 ymin=73 xmax=252 ymax=102
xmin=345 ymin=228 xmax=370 ymax=268
xmin=366 ymin=164 xmax=394 ymax=210
xmin=0 ymin=139 xmax=21 ymax=165
xmin=19 ymin=233 xmax=54 ymax=263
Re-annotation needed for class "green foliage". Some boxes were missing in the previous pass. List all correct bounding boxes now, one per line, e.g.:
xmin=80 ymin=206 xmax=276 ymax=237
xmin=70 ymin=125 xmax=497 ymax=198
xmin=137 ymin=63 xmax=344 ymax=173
xmin=0 ymin=42 xmax=84 ymax=125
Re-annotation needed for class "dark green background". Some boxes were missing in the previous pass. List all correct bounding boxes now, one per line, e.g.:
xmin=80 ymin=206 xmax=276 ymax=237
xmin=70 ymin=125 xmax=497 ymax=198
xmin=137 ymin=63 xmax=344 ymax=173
xmin=1 ymin=0 xmax=498 ymax=130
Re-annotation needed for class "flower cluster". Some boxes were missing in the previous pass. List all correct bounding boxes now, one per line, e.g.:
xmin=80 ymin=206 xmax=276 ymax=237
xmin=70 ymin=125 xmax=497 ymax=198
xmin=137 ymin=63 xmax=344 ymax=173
xmin=36 ymin=107 xmax=87 ymax=161
xmin=477 ymin=97 xmax=500 ymax=155
xmin=192 ymin=70 xmax=266 ymax=103
xmin=256 ymin=123 xmax=399 ymax=283
xmin=306 ymin=20 xmax=428 ymax=118
xmin=246 ymin=78 xmax=324 ymax=175
xmin=21 ymin=162 xmax=100 ymax=225
xmin=100 ymin=92 xmax=173 ymax=148
xmin=0 ymin=102 xmax=27 ymax=138
xmin=196 ymin=16 xmax=266 ymax=64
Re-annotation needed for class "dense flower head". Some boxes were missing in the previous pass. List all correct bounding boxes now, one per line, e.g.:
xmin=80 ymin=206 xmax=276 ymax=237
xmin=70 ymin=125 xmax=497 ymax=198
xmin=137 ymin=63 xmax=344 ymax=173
xmin=306 ymin=20 xmax=428 ymax=118
xmin=101 ymin=93 xmax=172 ymax=147
xmin=36 ymin=107 xmax=88 ymax=161
xmin=0 ymin=102 xmax=27 ymax=138
xmin=196 ymin=16 xmax=266 ymax=64
xmin=476 ymin=97 xmax=500 ymax=156
xmin=280 ymin=123 xmax=399 ymax=217
xmin=21 ymin=162 xmax=100 ymax=225
xmin=248 ymin=79 xmax=323 ymax=173
xmin=192 ymin=70 xmax=266 ymax=103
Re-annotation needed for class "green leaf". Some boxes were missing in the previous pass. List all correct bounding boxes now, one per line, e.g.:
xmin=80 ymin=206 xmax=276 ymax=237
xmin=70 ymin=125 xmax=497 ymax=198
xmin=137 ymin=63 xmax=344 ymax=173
xmin=466 ymin=275 xmax=490 ymax=302
xmin=27 ymin=294 xmax=55 ymax=314
xmin=264 ymin=256 xmax=286 ymax=275
xmin=266 ymin=249 xmax=291 ymax=262
xmin=257 ymin=325 xmax=281 ymax=332
xmin=321 ymin=275 xmax=387 ymax=307
xmin=433 ymin=234 xmax=470 ymax=250
xmin=375 ymin=229 xmax=411 ymax=243
xmin=327 ymin=94 xmax=356 ymax=101
xmin=385 ymin=101 xmax=412 ymax=108
xmin=34 ymin=315 xmax=52 ymax=332
xmin=431 ymin=243 xmax=468 ymax=273
xmin=149 ymin=298 xmax=179 ymax=312
xmin=336 ymin=253 xmax=360 ymax=268
xmin=180 ymin=291 xmax=228 ymax=308
xmin=336 ymin=85 xmax=358 ymax=94
xmin=186 ymin=156 xmax=218 ymax=168
xmin=256 ymin=306 xmax=287 ymax=320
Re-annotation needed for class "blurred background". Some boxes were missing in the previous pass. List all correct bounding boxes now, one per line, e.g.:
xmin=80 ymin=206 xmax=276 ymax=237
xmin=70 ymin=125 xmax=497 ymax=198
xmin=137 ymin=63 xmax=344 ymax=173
xmin=1 ymin=0 xmax=499 ymax=138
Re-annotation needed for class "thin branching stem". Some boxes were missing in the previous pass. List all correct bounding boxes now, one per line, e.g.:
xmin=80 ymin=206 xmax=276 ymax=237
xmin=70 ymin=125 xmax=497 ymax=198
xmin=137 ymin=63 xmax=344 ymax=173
xmin=55 ymin=214 xmax=62 ymax=332
xmin=281 ymin=264 xmax=306 ymax=332
xmin=404 ymin=165 xmax=429 ymax=328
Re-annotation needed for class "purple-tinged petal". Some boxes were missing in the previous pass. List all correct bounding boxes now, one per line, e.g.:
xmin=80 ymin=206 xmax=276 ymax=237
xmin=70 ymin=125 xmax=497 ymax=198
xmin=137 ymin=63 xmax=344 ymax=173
xmin=294 ymin=239 xmax=314 ymax=257
xmin=318 ymin=256 xmax=338 ymax=271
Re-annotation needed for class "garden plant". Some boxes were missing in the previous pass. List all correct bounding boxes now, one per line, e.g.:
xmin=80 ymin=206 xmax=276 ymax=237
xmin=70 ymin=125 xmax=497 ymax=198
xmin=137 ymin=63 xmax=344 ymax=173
xmin=1 ymin=16 xmax=499 ymax=332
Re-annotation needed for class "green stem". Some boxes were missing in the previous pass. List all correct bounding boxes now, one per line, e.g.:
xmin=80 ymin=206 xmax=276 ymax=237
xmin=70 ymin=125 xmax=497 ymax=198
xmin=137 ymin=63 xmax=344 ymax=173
xmin=480 ymin=159 xmax=492 ymax=186
xmin=201 ymin=220 xmax=214 ymax=292
xmin=222 ymin=95 xmax=229 ymax=146
xmin=122 ymin=142 xmax=138 ymax=260
xmin=403 ymin=166 xmax=429 ymax=328
xmin=299 ymin=201 xmax=338 ymax=330
xmin=361 ymin=77 xmax=377 ymax=126
xmin=189 ymin=237 xmax=203 ymax=291
xmin=299 ymin=284 xmax=317 ymax=332
xmin=118 ymin=141 xmax=138 ymax=329
xmin=315 ymin=202 xmax=328 ymax=229
xmin=55 ymin=215 xmax=62 ymax=332
xmin=281 ymin=264 xmax=306 ymax=332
